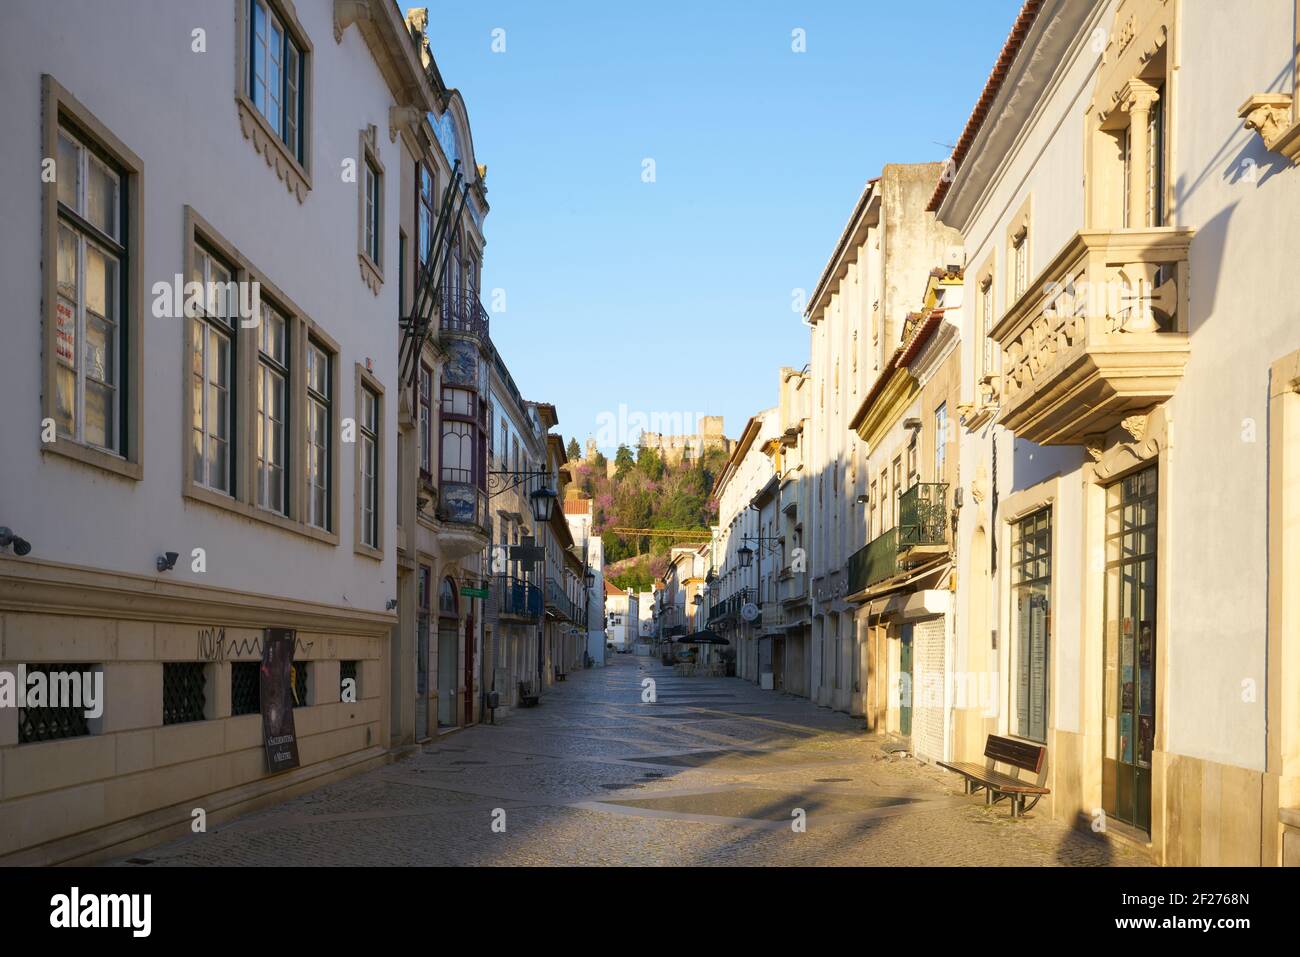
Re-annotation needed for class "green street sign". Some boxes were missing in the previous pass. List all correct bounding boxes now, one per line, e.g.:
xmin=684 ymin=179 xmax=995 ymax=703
xmin=460 ymin=586 xmax=490 ymax=599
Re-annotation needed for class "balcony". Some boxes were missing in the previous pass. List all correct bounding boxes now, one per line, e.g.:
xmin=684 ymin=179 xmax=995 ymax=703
xmin=441 ymin=288 xmax=489 ymax=341
xmin=432 ymin=483 xmax=489 ymax=560
xmin=990 ymin=227 xmax=1194 ymax=445
xmin=847 ymin=527 xmax=898 ymax=594
xmin=545 ymin=577 xmax=576 ymax=622
xmin=898 ymin=482 xmax=949 ymax=562
xmin=779 ymin=566 xmax=808 ymax=604
xmin=494 ymin=575 xmax=541 ymax=619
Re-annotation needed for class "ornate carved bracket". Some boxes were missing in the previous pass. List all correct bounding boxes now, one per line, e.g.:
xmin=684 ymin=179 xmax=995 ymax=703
xmin=334 ymin=0 xmax=371 ymax=44
xmin=1090 ymin=406 xmax=1169 ymax=482
xmin=1238 ymin=94 xmax=1300 ymax=163
xmin=389 ymin=104 xmax=423 ymax=143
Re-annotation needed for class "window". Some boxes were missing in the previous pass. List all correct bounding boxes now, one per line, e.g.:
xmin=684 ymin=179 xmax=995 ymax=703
xmin=398 ymin=231 xmax=407 ymax=317
xmin=1145 ymin=89 xmax=1165 ymax=227
xmin=340 ymin=660 xmax=358 ymax=701
xmin=306 ymin=339 xmax=331 ymax=529
xmin=248 ymin=0 xmax=305 ymax=163
xmin=256 ymin=302 xmax=288 ymax=514
xmin=43 ymin=79 xmax=143 ymax=479
xmin=500 ymin=420 xmax=509 ymax=468
xmin=1011 ymin=228 xmax=1028 ymax=301
xmin=869 ymin=479 xmax=878 ymax=539
xmin=363 ymin=159 xmax=380 ymax=265
xmin=231 ymin=662 xmax=260 ymax=716
xmin=934 ymin=403 xmax=948 ymax=481
xmin=419 ymin=364 xmax=432 ymax=477
xmin=290 ymin=661 xmax=309 ymax=708
xmin=442 ymin=387 xmax=474 ymax=418
xmin=54 ymin=125 xmax=126 ymax=456
xmin=357 ymin=375 xmax=381 ymax=552
xmin=1011 ymin=508 xmax=1051 ymax=743
xmin=879 ymin=468 xmax=890 ymax=531
xmin=442 ymin=421 xmax=475 ymax=483
xmin=163 ymin=663 xmax=207 ymax=725
xmin=418 ymin=163 xmax=434 ymax=264
xmin=18 ymin=664 xmax=95 ymax=743
xmin=978 ymin=274 xmax=994 ymax=381
xmin=892 ymin=457 xmax=903 ymax=528
xmin=191 ymin=243 xmax=237 ymax=494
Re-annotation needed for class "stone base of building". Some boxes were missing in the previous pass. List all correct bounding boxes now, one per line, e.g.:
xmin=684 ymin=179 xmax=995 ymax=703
xmin=0 ymin=559 xmax=393 ymax=865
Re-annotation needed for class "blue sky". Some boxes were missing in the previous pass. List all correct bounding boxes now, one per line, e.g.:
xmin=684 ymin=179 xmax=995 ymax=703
xmin=415 ymin=1 xmax=1023 ymax=452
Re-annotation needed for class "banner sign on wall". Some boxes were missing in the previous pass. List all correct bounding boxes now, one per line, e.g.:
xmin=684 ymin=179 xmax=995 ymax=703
xmin=261 ymin=628 xmax=300 ymax=773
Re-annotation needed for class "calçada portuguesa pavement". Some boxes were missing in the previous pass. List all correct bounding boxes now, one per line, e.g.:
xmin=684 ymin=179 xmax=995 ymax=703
xmin=113 ymin=655 xmax=1149 ymax=866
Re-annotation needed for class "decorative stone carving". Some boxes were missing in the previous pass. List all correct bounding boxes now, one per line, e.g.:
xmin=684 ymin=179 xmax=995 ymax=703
xmin=991 ymin=228 xmax=1192 ymax=445
xmin=1084 ymin=434 xmax=1106 ymax=462
xmin=389 ymin=104 xmax=423 ymax=143
xmin=1238 ymin=94 xmax=1300 ymax=162
xmin=334 ymin=0 xmax=371 ymax=43
xmin=1090 ymin=406 xmax=1170 ymax=482
xmin=236 ymin=98 xmax=309 ymax=203
xmin=1120 ymin=414 xmax=1148 ymax=443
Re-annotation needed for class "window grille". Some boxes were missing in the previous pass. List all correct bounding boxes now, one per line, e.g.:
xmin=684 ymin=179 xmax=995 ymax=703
xmin=163 ymin=662 xmax=206 ymax=725
xmin=231 ymin=661 xmax=261 ymax=716
xmin=18 ymin=664 xmax=94 ymax=743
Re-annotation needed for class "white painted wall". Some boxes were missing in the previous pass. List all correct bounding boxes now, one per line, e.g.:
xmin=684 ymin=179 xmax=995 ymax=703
xmin=0 ymin=0 xmax=400 ymax=613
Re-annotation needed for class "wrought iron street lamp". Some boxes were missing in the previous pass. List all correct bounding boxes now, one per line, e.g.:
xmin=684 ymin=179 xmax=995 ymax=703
xmin=529 ymin=485 xmax=558 ymax=523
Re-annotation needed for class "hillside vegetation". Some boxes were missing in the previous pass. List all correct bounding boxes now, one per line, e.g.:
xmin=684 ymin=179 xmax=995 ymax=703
xmin=567 ymin=444 xmax=728 ymax=593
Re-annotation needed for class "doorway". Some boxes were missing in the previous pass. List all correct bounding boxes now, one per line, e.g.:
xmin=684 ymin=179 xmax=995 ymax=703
xmin=463 ymin=614 xmax=475 ymax=726
xmin=438 ymin=577 xmax=459 ymax=728
xmin=1103 ymin=465 xmax=1158 ymax=833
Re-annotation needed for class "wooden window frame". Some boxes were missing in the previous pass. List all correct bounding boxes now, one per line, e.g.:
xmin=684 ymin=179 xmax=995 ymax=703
xmin=40 ymin=75 xmax=144 ymax=481
xmin=234 ymin=0 xmax=314 ymax=200
xmin=354 ymin=364 xmax=385 ymax=559
xmin=181 ymin=206 xmax=337 ymax=545
xmin=357 ymin=126 xmax=384 ymax=293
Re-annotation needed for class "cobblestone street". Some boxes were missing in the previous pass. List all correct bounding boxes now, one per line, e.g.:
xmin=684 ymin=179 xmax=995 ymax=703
xmin=114 ymin=656 xmax=1147 ymax=867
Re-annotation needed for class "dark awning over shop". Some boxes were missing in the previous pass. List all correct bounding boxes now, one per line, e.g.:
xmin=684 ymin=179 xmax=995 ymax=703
xmin=680 ymin=629 xmax=730 ymax=645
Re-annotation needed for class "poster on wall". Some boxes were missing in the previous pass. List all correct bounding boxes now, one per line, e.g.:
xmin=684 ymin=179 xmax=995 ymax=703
xmin=261 ymin=627 xmax=300 ymax=773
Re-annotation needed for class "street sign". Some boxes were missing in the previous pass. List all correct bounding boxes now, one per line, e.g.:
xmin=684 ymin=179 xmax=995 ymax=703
xmin=460 ymin=586 xmax=490 ymax=599
xmin=510 ymin=545 xmax=544 ymax=564
xmin=741 ymin=603 xmax=760 ymax=622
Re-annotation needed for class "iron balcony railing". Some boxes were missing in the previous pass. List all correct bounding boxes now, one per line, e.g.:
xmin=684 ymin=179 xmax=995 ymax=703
xmin=441 ymin=288 xmax=490 ymax=340
xmin=545 ymin=577 xmax=576 ymax=622
xmin=848 ymin=483 xmax=950 ymax=594
xmin=848 ymin=526 xmax=899 ymax=593
xmin=494 ymin=575 xmax=542 ymax=619
xmin=898 ymin=482 xmax=949 ymax=548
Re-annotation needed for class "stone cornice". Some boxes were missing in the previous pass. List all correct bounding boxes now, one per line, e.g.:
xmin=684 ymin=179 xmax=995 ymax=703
xmin=0 ymin=556 xmax=395 ymax=637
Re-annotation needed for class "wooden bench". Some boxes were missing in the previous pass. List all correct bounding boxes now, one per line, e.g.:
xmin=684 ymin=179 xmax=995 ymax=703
xmin=938 ymin=734 xmax=1049 ymax=818
xmin=517 ymin=681 xmax=539 ymax=707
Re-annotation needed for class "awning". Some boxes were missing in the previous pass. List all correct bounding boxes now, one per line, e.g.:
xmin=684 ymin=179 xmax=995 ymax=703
xmin=679 ymin=629 xmax=730 ymax=645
